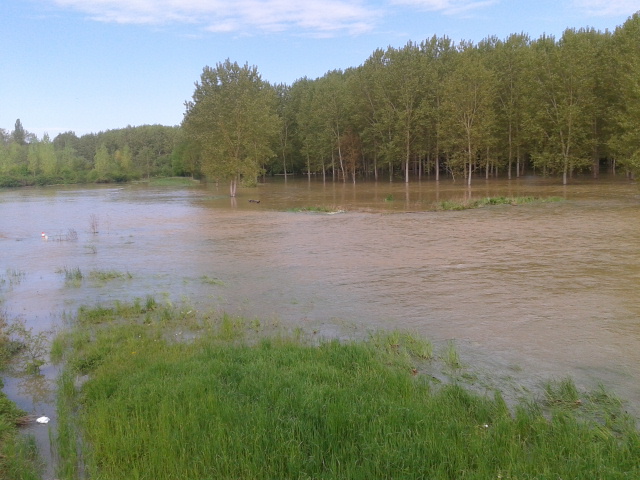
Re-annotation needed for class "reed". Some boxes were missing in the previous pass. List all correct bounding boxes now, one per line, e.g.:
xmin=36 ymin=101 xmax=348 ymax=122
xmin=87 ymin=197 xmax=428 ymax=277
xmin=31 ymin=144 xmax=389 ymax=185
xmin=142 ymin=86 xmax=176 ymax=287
xmin=56 ymin=267 xmax=83 ymax=287
xmin=52 ymin=302 xmax=640 ymax=480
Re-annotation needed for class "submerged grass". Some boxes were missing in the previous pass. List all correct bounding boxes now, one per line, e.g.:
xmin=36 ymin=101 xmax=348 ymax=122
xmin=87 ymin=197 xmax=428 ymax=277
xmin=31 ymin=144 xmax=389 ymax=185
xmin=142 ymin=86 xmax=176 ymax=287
xmin=435 ymin=195 xmax=564 ymax=211
xmin=286 ymin=206 xmax=343 ymax=213
xmin=57 ymin=268 xmax=133 ymax=287
xmin=88 ymin=269 xmax=132 ymax=282
xmin=56 ymin=266 xmax=83 ymax=287
xmin=52 ymin=300 xmax=640 ymax=480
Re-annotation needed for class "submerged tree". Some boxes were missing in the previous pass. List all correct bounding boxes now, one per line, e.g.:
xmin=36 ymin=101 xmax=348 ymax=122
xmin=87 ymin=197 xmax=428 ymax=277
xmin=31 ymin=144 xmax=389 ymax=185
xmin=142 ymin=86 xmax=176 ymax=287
xmin=183 ymin=59 xmax=280 ymax=196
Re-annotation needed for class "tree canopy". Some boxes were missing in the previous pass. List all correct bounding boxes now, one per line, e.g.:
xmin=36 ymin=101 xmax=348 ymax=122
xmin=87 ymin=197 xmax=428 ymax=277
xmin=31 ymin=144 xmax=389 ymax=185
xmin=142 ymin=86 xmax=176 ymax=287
xmin=182 ymin=59 xmax=280 ymax=196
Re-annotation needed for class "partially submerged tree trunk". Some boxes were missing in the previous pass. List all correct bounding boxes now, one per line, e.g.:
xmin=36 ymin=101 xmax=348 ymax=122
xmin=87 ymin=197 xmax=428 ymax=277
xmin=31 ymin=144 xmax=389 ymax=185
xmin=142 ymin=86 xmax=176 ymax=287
xmin=229 ymin=177 xmax=238 ymax=197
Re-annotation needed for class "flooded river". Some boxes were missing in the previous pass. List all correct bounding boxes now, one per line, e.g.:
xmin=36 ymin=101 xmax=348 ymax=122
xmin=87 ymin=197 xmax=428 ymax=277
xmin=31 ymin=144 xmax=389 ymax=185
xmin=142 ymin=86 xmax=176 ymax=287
xmin=1 ymin=175 xmax=639 ymax=474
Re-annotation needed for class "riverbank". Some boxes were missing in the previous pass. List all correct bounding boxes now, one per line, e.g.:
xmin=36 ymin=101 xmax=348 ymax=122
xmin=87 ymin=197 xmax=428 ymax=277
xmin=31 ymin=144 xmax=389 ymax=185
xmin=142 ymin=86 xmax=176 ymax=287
xmin=45 ymin=298 xmax=640 ymax=479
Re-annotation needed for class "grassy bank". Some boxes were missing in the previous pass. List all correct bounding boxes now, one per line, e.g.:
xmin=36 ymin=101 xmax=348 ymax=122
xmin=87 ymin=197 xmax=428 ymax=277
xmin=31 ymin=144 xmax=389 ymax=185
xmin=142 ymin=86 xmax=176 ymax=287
xmin=0 ymin=310 xmax=42 ymax=480
xmin=0 ymin=383 xmax=40 ymax=480
xmin=50 ymin=299 xmax=640 ymax=480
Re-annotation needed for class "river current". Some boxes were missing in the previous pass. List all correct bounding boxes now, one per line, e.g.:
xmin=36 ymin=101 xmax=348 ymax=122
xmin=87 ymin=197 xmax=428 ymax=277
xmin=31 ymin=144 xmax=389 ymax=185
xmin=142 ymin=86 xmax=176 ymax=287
xmin=1 ymin=175 xmax=639 ymax=474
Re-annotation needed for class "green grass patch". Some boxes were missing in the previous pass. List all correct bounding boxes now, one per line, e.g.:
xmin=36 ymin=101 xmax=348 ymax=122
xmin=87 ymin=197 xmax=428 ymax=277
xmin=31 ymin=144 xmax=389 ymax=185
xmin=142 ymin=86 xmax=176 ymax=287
xmin=88 ymin=269 xmax=132 ymax=282
xmin=435 ymin=196 xmax=563 ymax=211
xmin=0 ymin=422 xmax=41 ymax=480
xmin=200 ymin=275 xmax=224 ymax=286
xmin=286 ymin=206 xmax=340 ymax=213
xmin=52 ymin=301 xmax=640 ymax=480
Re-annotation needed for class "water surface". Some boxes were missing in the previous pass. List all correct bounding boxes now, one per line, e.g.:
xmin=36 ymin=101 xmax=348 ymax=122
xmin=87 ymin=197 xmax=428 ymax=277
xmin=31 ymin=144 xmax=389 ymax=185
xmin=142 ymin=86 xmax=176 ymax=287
xmin=1 ymin=175 xmax=639 ymax=474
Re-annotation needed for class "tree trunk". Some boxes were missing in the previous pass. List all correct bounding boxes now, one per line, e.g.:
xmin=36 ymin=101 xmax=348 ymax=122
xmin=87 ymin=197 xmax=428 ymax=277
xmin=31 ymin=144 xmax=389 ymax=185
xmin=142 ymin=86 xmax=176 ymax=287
xmin=405 ymin=128 xmax=410 ymax=184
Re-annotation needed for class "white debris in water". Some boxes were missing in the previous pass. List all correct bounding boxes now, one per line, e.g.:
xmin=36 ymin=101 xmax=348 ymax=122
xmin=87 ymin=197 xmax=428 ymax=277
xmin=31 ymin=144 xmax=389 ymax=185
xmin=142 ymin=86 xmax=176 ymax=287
xmin=36 ymin=416 xmax=50 ymax=424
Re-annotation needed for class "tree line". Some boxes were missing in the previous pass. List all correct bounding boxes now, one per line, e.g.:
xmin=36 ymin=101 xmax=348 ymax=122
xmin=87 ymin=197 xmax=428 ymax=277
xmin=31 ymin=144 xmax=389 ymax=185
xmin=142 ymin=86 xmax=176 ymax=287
xmin=0 ymin=121 xmax=181 ymax=187
xmin=3 ymin=14 xmax=640 ymax=191
xmin=183 ymin=13 xmax=640 ymax=194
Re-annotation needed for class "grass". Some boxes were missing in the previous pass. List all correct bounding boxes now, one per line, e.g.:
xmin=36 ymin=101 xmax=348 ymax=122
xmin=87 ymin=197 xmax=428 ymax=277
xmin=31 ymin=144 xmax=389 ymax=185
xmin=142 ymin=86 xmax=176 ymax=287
xmin=56 ymin=267 xmax=133 ymax=286
xmin=56 ymin=266 xmax=83 ymax=287
xmin=5 ymin=269 xmax=25 ymax=287
xmin=200 ymin=275 xmax=224 ymax=286
xmin=442 ymin=340 xmax=463 ymax=369
xmin=0 ymin=314 xmax=43 ymax=480
xmin=50 ymin=300 xmax=640 ymax=480
xmin=286 ymin=206 xmax=341 ymax=213
xmin=88 ymin=269 xmax=133 ymax=282
xmin=435 ymin=195 xmax=564 ymax=211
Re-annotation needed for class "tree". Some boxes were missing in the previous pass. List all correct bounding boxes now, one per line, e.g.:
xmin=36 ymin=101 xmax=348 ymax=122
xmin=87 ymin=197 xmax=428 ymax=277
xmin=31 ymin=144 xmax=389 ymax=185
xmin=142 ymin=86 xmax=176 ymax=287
xmin=489 ymin=33 xmax=531 ymax=179
xmin=274 ymin=83 xmax=297 ymax=178
xmin=528 ymin=31 xmax=597 ymax=184
xmin=93 ymin=143 xmax=113 ymax=179
xmin=39 ymin=134 xmax=58 ymax=177
xmin=609 ymin=13 xmax=640 ymax=177
xmin=420 ymin=36 xmax=457 ymax=181
xmin=377 ymin=43 xmax=428 ymax=183
xmin=291 ymin=77 xmax=334 ymax=181
xmin=441 ymin=42 xmax=496 ymax=186
xmin=12 ymin=119 xmax=26 ymax=146
xmin=313 ymin=70 xmax=352 ymax=182
xmin=183 ymin=59 xmax=280 ymax=196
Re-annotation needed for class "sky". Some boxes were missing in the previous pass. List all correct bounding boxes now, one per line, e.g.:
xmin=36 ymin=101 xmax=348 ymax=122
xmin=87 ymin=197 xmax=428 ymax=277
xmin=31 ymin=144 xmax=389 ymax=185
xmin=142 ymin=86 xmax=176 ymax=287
xmin=1 ymin=0 xmax=639 ymax=139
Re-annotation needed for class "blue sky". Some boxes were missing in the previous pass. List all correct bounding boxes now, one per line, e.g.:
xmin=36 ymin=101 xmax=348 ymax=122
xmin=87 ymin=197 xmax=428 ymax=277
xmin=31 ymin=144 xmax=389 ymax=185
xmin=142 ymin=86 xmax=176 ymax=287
xmin=1 ymin=0 xmax=638 ymax=138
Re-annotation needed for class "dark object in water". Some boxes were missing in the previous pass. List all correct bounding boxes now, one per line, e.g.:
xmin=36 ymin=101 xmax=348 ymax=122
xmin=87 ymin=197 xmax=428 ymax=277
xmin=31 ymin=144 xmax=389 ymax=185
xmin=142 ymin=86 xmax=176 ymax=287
xmin=249 ymin=199 xmax=260 ymax=204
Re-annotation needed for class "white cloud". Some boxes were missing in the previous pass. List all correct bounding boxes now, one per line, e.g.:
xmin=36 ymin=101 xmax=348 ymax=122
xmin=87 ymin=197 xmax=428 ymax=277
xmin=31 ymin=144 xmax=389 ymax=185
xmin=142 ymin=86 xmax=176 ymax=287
xmin=50 ymin=0 xmax=381 ymax=35
xmin=571 ymin=0 xmax=640 ymax=17
xmin=388 ymin=0 xmax=498 ymax=15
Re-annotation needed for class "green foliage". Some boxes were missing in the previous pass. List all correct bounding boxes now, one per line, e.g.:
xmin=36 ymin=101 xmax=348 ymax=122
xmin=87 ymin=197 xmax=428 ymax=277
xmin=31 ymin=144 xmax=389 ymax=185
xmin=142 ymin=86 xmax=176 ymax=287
xmin=0 ymin=430 xmax=41 ymax=480
xmin=183 ymin=59 xmax=281 ymax=196
xmin=200 ymin=275 xmax=224 ymax=286
xmin=435 ymin=196 xmax=563 ymax=211
xmin=88 ymin=269 xmax=132 ymax=282
xmin=53 ymin=305 xmax=640 ymax=480
xmin=0 ymin=315 xmax=42 ymax=479
xmin=5 ymin=319 xmax=49 ymax=375
xmin=286 ymin=205 xmax=337 ymax=213
xmin=442 ymin=340 xmax=462 ymax=369
xmin=56 ymin=266 xmax=83 ymax=287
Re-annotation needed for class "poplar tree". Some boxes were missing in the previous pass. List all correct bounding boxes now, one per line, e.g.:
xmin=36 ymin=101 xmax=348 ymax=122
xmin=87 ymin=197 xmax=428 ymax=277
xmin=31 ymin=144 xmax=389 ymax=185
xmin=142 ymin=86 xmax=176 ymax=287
xmin=528 ymin=31 xmax=596 ymax=184
xmin=441 ymin=42 xmax=496 ymax=185
xmin=39 ymin=134 xmax=58 ymax=176
xmin=183 ymin=60 xmax=280 ymax=196
xmin=609 ymin=13 xmax=640 ymax=176
xmin=12 ymin=119 xmax=26 ymax=146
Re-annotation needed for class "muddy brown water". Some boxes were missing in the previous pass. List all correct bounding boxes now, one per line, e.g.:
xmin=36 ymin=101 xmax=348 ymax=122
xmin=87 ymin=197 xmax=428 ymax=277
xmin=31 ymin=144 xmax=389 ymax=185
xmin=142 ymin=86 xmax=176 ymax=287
xmin=1 ymin=175 xmax=639 ymax=475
